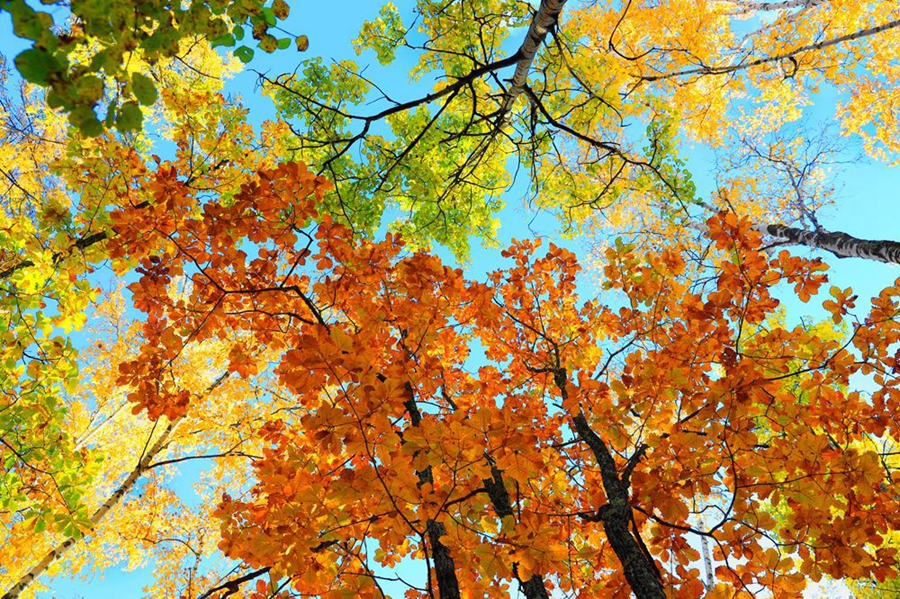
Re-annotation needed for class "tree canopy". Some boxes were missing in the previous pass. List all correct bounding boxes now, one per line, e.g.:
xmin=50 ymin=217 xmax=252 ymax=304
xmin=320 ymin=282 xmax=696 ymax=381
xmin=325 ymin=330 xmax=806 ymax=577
xmin=2 ymin=0 xmax=306 ymax=134
xmin=1 ymin=1 xmax=900 ymax=598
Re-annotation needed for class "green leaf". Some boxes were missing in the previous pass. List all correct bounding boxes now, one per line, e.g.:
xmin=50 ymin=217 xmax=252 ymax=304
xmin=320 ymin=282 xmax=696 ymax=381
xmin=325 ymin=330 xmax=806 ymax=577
xmin=46 ymin=89 xmax=66 ymax=109
xmin=211 ymin=33 xmax=236 ymax=47
xmin=234 ymin=45 xmax=254 ymax=63
xmin=104 ymin=102 xmax=117 ymax=126
xmin=63 ymin=522 xmax=80 ymax=538
xmin=131 ymin=72 xmax=158 ymax=106
xmin=74 ymin=74 xmax=104 ymax=103
xmin=233 ymin=25 xmax=245 ymax=41
xmin=259 ymin=34 xmax=277 ymax=53
xmin=261 ymin=7 xmax=276 ymax=26
xmin=276 ymin=37 xmax=291 ymax=50
xmin=14 ymin=48 xmax=59 ymax=84
xmin=11 ymin=7 xmax=52 ymax=41
xmin=89 ymin=48 xmax=116 ymax=72
xmin=69 ymin=106 xmax=103 ymax=137
xmin=207 ymin=16 xmax=228 ymax=39
xmin=115 ymin=102 xmax=143 ymax=132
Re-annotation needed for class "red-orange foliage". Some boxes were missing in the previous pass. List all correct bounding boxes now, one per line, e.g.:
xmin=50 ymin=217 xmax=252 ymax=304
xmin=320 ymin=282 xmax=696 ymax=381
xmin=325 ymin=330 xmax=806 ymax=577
xmin=109 ymin=162 xmax=900 ymax=598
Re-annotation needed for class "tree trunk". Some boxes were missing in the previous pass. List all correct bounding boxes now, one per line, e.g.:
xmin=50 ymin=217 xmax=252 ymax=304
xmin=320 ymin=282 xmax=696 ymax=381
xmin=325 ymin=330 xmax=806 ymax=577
xmin=2 ymin=417 xmax=182 ymax=599
xmin=645 ymin=18 xmax=900 ymax=81
xmin=550 ymin=366 xmax=665 ymax=599
xmin=2 ymin=373 xmax=228 ymax=599
xmin=483 ymin=466 xmax=551 ymax=599
xmin=403 ymin=387 xmax=461 ymax=599
xmin=571 ymin=413 xmax=666 ymax=599
xmin=756 ymin=223 xmax=900 ymax=265
xmin=502 ymin=0 xmax=568 ymax=112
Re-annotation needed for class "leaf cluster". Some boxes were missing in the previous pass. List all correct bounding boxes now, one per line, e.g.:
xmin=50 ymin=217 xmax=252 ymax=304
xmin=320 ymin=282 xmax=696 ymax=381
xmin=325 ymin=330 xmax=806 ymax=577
xmin=3 ymin=0 xmax=302 ymax=134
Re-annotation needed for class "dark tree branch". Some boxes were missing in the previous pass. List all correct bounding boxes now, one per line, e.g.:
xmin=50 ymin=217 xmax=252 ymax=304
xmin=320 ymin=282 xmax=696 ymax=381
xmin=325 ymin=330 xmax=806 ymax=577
xmin=483 ymin=465 xmax=551 ymax=599
xmin=549 ymin=365 xmax=666 ymax=599
xmin=402 ymin=382 xmax=461 ymax=599
xmin=0 ymin=231 xmax=108 ymax=281
xmin=196 ymin=567 xmax=271 ymax=599
xmin=643 ymin=19 xmax=900 ymax=82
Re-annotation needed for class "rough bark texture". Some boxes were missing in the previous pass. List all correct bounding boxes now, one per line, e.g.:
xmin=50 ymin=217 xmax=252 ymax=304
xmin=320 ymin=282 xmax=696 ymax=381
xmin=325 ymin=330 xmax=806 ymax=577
xmin=571 ymin=413 xmax=666 ymax=599
xmin=483 ymin=466 xmax=551 ymax=599
xmin=502 ymin=0 xmax=568 ymax=112
xmin=404 ymin=386 xmax=461 ymax=599
xmin=550 ymin=367 xmax=665 ymax=599
xmin=426 ymin=519 xmax=461 ymax=599
xmin=758 ymin=223 xmax=900 ymax=265
xmin=572 ymin=414 xmax=666 ymax=599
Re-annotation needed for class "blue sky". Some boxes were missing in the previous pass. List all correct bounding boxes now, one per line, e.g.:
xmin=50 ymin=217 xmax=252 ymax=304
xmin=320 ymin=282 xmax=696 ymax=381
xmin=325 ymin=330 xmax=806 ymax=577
xmin=2 ymin=1 xmax=899 ymax=597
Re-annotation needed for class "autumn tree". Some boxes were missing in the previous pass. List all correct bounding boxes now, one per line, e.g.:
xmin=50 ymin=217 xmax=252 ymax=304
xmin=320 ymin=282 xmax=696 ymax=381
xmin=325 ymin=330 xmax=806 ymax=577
xmin=0 ymin=41 xmax=300 ymax=597
xmin=263 ymin=0 xmax=900 ymax=260
xmin=4 ymin=147 xmax=897 ymax=597
xmin=1 ymin=0 xmax=305 ymax=134
xmin=2 ymin=1 xmax=900 ymax=598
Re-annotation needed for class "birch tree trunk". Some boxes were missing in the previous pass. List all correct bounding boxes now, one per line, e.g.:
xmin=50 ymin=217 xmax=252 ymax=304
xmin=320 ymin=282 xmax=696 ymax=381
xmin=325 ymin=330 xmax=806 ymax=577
xmin=2 ymin=417 xmax=182 ymax=599
xmin=757 ymin=223 xmax=900 ymax=265
xmin=502 ymin=0 xmax=568 ymax=112
xmin=2 ymin=373 xmax=229 ymax=599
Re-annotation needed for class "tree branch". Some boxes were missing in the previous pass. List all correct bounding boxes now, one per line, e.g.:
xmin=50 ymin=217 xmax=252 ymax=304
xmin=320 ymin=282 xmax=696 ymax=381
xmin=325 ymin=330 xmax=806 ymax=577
xmin=2 ymin=373 xmax=230 ymax=599
xmin=550 ymin=366 xmax=666 ymax=599
xmin=402 ymin=382 xmax=461 ymax=599
xmin=196 ymin=567 xmax=271 ymax=599
xmin=756 ymin=223 xmax=900 ymax=265
xmin=483 ymin=465 xmax=551 ymax=599
xmin=0 ymin=231 xmax=107 ymax=281
xmin=643 ymin=18 xmax=900 ymax=82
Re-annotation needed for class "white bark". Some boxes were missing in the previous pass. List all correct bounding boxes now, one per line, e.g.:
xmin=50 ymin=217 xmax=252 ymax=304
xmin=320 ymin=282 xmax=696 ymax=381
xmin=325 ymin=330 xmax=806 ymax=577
xmin=3 ymin=373 xmax=229 ymax=599
xmin=687 ymin=214 xmax=900 ymax=266
xmin=2 ymin=417 xmax=183 ymax=599
xmin=701 ymin=534 xmax=714 ymax=589
xmin=502 ymin=0 xmax=568 ymax=112
xmin=646 ymin=18 xmax=900 ymax=81
xmin=718 ymin=0 xmax=824 ymax=14
xmin=74 ymin=401 xmax=129 ymax=451
xmin=756 ymin=223 xmax=900 ymax=266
